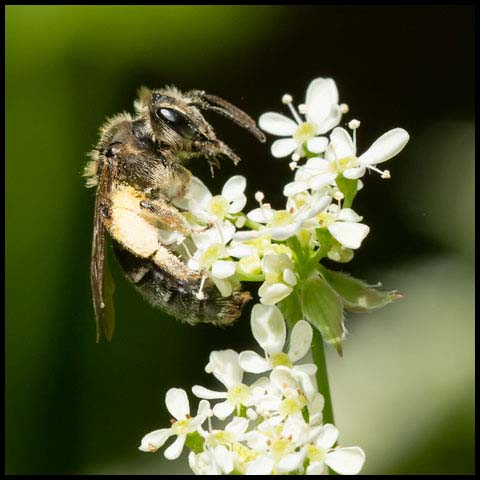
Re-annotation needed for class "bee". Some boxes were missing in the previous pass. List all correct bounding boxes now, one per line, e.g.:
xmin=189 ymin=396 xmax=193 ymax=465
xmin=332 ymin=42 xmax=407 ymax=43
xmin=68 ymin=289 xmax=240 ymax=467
xmin=84 ymin=86 xmax=265 ymax=342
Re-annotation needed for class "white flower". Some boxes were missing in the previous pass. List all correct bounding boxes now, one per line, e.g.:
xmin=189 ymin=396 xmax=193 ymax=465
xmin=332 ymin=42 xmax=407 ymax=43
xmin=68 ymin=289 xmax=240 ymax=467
xmin=186 ymin=175 xmax=247 ymax=223
xmin=244 ymin=415 xmax=312 ymax=474
xmin=235 ymin=194 xmax=331 ymax=242
xmin=283 ymin=156 xmax=338 ymax=195
xmin=257 ymin=255 xmax=297 ymax=305
xmin=138 ymin=388 xmax=210 ymax=460
xmin=192 ymin=350 xmax=255 ymax=420
xmin=318 ymin=203 xmax=370 ymax=250
xmin=259 ymin=78 xmax=342 ymax=158
xmin=239 ymin=304 xmax=315 ymax=376
xmin=188 ymin=221 xmax=249 ymax=297
xmin=305 ymin=424 xmax=366 ymax=475
xmin=326 ymin=126 xmax=409 ymax=179
xmin=188 ymin=445 xmax=234 ymax=475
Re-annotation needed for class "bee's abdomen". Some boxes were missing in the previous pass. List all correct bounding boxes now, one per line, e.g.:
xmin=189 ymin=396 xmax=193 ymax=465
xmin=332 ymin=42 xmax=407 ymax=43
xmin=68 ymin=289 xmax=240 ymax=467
xmin=112 ymin=241 xmax=251 ymax=326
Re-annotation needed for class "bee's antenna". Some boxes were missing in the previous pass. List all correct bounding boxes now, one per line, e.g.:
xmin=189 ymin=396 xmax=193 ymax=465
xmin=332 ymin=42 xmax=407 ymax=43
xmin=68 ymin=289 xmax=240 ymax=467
xmin=191 ymin=91 xmax=266 ymax=143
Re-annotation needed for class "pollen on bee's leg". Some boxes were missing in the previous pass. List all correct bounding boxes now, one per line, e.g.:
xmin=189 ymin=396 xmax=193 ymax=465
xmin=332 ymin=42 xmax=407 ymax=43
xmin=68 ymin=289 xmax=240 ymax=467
xmin=195 ymin=275 xmax=207 ymax=300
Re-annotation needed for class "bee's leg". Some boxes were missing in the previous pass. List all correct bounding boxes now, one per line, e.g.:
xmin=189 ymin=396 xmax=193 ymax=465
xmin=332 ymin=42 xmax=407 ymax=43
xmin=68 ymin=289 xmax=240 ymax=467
xmin=139 ymin=199 xmax=191 ymax=235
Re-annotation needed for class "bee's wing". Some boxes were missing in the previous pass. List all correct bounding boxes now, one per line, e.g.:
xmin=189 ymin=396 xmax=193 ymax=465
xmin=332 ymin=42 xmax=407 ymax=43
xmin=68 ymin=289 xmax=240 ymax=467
xmin=91 ymin=160 xmax=116 ymax=342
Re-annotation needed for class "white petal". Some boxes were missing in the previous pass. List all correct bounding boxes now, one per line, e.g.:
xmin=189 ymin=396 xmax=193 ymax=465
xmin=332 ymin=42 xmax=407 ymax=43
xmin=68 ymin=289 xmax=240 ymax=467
xmin=316 ymin=424 xmax=339 ymax=450
xmin=239 ymin=350 xmax=271 ymax=373
xmin=328 ymin=222 xmax=370 ymax=249
xmin=247 ymin=207 xmax=275 ymax=224
xmin=212 ymin=277 xmax=233 ymax=297
xmin=309 ymin=172 xmax=337 ymax=190
xmin=138 ymin=428 xmax=172 ymax=452
xmin=222 ymin=175 xmax=246 ymax=200
xmin=214 ymin=445 xmax=234 ymax=474
xmin=294 ymin=363 xmax=317 ymax=376
xmin=271 ymin=138 xmax=298 ymax=158
xmin=225 ymin=416 xmax=250 ymax=436
xmin=325 ymin=446 xmax=366 ymax=475
xmin=297 ymin=194 xmax=331 ymax=221
xmin=288 ymin=320 xmax=313 ymax=362
xmin=343 ymin=166 xmax=366 ymax=179
xmin=337 ymin=208 xmax=362 ymax=223
xmin=186 ymin=176 xmax=212 ymax=206
xmin=269 ymin=221 xmax=302 ymax=241
xmin=307 ymin=392 xmax=325 ymax=425
xmin=330 ymin=127 xmax=356 ymax=159
xmin=213 ymin=400 xmax=235 ymax=420
xmin=315 ymin=104 xmax=342 ymax=134
xmin=192 ymin=385 xmax=227 ymax=400
xmin=206 ymin=350 xmax=243 ymax=388
xmin=305 ymin=78 xmax=339 ymax=126
xmin=245 ymin=456 xmax=275 ymax=475
xmin=259 ymin=282 xmax=293 ymax=305
xmin=164 ymin=434 xmax=186 ymax=460
xmin=212 ymin=260 xmax=236 ymax=279
xmin=306 ymin=461 xmax=326 ymax=475
xmin=228 ymin=194 xmax=247 ymax=214
xmin=283 ymin=181 xmax=309 ymax=197
xmin=277 ymin=449 xmax=307 ymax=473
xmin=233 ymin=230 xmax=261 ymax=241
xmin=165 ymin=388 xmax=190 ymax=420
xmin=259 ymin=112 xmax=297 ymax=136
xmin=227 ymin=243 xmax=254 ymax=258
xmin=250 ymin=303 xmax=286 ymax=354
xmin=307 ymin=136 xmax=329 ymax=153
xmin=197 ymin=399 xmax=212 ymax=418
xmin=270 ymin=366 xmax=298 ymax=391
xmin=283 ymin=268 xmax=297 ymax=287
xmin=358 ymin=128 xmax=409 ymax=165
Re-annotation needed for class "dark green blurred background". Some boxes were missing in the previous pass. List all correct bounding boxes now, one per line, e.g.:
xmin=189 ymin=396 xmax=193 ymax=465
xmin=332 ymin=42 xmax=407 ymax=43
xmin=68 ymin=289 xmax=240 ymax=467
xmin=6 ymin=6 xmax=474 ymax=475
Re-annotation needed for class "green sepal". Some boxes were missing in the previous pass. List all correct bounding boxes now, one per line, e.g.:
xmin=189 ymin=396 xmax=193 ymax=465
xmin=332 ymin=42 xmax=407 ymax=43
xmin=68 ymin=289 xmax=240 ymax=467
xmin=185 ymin=431 xmax=205 ymax=454
xmin=278 ymin=290 xmax=303 ymax=328
xmin=336 ymin=175 xmax=358 ymax=208
xmin=315 ymin=228 xmax=333 ymax=260
xmin=301 ymin=405 xmax=310 ymax=423
xmin=320 ymin=266 xmax=403 ymax=312
xmin=301 ymin=274 xmax=344 ymax=356
xmin=237 ymin=404 xmax=248 ymax=418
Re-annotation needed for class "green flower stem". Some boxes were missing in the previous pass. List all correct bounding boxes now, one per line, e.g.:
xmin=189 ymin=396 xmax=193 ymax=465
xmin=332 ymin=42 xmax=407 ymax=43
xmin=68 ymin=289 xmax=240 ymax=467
xmin=311 ymin=328 xmax=335 ymax=426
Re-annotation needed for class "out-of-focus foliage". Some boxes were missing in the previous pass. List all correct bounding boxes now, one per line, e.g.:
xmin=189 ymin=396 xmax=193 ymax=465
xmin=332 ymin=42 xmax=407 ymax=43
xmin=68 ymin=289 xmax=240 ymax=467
xmin=6 ymin=5 xmax=474 ymax=475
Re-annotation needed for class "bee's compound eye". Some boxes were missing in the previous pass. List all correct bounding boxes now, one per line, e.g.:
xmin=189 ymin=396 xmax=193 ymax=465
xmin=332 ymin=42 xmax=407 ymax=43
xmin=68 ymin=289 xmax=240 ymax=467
xmin=154 ymin=108 xmax=196 ymax=139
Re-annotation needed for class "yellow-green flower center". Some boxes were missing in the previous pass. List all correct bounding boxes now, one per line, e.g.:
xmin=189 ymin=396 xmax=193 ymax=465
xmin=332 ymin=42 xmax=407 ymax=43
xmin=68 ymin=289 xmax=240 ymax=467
xmin=278 ymin=395 xmax=307 ymax=417
xmin=293 ymin=122 xmax=316 ymax=143
xmin=237 ymin=255 xmax=262 ymax=276
xmin=268 ymin=210 xmax=294 ymax=228
xmin=317 ymin=211 xmax=335 ymax=228
xmin=271 ymin=437 xmax=295 ymax=461
xmin=201 ymin=243 xmax=227 ymax=267
xmin=207 ymin=430 xmax=234 ymax=447
xmin=227 ymin=383 xmax=251 ymax=406
xmin=208 ymin=195 xmax=230 ymax=219
xmin=171 ymin=418 xmax=191 ymax=435
xmin=329 ymin=155 xmax=358 ymax=173
xmin=307 ymin=444 xmax=326 ymax=463
xmin=269 ymin=352 xmax=293 ymax=368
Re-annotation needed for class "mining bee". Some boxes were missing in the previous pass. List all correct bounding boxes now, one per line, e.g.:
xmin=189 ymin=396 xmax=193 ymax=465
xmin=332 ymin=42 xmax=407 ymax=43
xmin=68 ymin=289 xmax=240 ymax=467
xmin=84 ymin=86 xmax=265 ymax=341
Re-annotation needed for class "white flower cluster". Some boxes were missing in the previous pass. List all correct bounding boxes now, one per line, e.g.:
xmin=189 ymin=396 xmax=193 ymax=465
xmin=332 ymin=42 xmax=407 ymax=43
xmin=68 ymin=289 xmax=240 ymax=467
xmin=138 ymin=77 xmax=409 ymax=474
xmin=139 ymin=305 xmax=365 ymax=475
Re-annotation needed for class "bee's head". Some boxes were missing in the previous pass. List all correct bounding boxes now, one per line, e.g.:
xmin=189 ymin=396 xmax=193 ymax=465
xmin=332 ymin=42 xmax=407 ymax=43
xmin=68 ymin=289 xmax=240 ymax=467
xmin=134 ymin=86 xmax=265 ymax=167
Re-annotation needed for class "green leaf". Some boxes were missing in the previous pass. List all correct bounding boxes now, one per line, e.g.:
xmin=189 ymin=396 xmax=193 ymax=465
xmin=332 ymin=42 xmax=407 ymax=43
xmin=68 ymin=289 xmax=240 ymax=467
xmin=320 ymin=267 xmax=403 ymax=312
xmin=278 ymin=291 xmax=303 ymax=328
xmin=336 ymin=175 xmax=358 ymax=208
xmin=185 ymin=431 xmax=204 ymax=454
xmin=301 ymin=274 xmax=344 ymax=356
